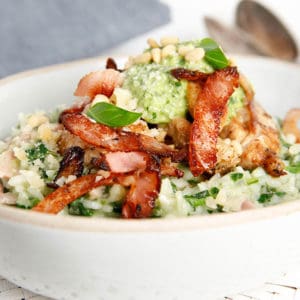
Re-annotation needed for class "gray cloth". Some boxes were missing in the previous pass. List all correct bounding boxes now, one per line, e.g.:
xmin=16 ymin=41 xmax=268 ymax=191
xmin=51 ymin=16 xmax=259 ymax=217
xmin=0 ymin=0 xmax=169 ymax=78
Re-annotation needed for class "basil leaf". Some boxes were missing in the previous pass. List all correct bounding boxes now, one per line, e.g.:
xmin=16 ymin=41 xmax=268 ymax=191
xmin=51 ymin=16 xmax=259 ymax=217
xmin=199 ymin=38 xmax=229 ymax=69
xmin=87 ymin=102 xmax=142 ymax=127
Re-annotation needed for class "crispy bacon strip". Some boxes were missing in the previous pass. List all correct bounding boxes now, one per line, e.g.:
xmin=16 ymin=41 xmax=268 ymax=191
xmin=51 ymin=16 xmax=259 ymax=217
xmin=106 ymin=57 xmax=118 ymax=70
xmin=33 ymin=174 xmax=115 ymax=214
xmin=93 ymin=151 xmax=148 ymax=173
xmin=33 ymin=154 xmax=161 ymax=218
xmin=189 ymin=67 xmax=239 ymax=176
xmin=121 ymin=155 xmax=161 ymax=218
xmin=61 ymin=113 xmax=186 ymax=162
xmin=170 ymin=68 xmax=208 ymax=82
xmin=55 ymin=146 xmax=84 ymax=182
xmin=74 ymin=69 xmax=123 ymax=100
xmin=160 ymin=158 xmax=184 ymax=178
xmin=122 ymin=170 xmax=160 ymax=218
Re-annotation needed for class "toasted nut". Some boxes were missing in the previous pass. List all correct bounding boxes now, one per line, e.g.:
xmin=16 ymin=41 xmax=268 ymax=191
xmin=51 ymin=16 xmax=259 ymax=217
xmin=133 ymin=52 xmax=152 ymax=64
xmin=151 ymin=48 xmax=161 ymax=63
xmin=147 ymin=38 xmax=160 ymax=48
xmin=91 ymin=94 xmax=110 ymax=106
xmin=160 ymin=36 xmax=179 ymax=46
xmin=161 ymin=44 xmax=177 ymax=58
xmin=178 ymin=44 xmax=195 ymax=56
xmin=185 ymin=47 xmax=205 ymax=62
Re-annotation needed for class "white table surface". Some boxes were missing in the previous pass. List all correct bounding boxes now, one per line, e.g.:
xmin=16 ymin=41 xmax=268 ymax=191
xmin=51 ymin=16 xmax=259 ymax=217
xmin=1 ymin=1 xmax=300 ymax=299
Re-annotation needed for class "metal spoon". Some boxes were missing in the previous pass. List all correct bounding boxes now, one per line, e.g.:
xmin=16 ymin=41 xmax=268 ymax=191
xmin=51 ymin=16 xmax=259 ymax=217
xmin=204 ymin=0 xmax=298 ymax=61
xmin=204 ymin=16 xmax=265 ymax=56
xmin=236 ymin=0 xmax=298 ymax=61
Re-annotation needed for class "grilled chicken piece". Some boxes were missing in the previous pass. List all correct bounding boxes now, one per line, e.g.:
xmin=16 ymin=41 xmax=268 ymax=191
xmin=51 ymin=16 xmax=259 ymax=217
xmin=186 ymin=82 xmax=202 ymax=118
xmin=167 ymin=117 xmax=191 ymax=148
xmin=239 ymin=73 xmax=254 ymax=102
xmin=221 ymin=101 xmax=285 ymax=177
xmin=215 ymin=138 xmax=243 ymax=174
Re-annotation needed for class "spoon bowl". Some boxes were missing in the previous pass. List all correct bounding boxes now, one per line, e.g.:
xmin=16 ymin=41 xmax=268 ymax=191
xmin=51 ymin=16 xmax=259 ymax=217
xmin=236 ymin=0 xmax=298 ymax=61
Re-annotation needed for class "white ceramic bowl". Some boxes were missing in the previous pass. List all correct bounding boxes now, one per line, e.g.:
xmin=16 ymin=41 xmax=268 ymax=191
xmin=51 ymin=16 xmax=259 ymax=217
xmin=0 ymin=57 xmax=299 ymax=300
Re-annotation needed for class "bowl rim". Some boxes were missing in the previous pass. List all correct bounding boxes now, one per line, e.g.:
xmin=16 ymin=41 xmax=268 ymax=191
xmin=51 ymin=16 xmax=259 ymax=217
xmin=0 ymin=55 xmax=299 ymax=233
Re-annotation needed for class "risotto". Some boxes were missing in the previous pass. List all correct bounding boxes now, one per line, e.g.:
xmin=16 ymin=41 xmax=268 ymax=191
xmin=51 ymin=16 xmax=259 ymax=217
xmin=0 ymin=36 xmax=299 ymax=218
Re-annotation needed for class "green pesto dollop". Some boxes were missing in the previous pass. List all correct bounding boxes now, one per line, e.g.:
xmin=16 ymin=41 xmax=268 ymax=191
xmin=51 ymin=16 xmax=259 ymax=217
xmin=123 ymin=42 xmax=214 ymax=124
xmin=226 ymin=86 xmax=246 ymax=124
xmin=123 ymin=64 xmax=187 ymax=123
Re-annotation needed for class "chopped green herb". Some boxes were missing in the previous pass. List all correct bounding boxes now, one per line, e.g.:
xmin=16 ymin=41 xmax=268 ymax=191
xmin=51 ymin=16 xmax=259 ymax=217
xmin=16 ymin=197 xmax=40 ymax=209
xmin=280 ymin=135 xmax=292 ymax=148
xmin=198 ymin=38 xmax=229 ymax=69
xmin=286 ymin=161 xmax=300 ymax=174
xmin=184 ymin=190 xmax=210 ymax=200
xmin=184 ymin=190 xmax=209 ymax=209
xmin=258 ymin=193 xmax=273 ymax=203
xmin=187 ymin=179 xmax=199 ymax=185
xmin=39 ymin=168 xmax=48 ymax=179
xmin=216 ymin=204 xmax=224 ymax=212
xmin=275 ymin=191 xmax=286 ymax=197
xmin=152 ymin=206 xmax=164 ymax=218
xmin=170 ymin=181 xmax=177 ymax=193
xmin=209 ymin=187 xmax=219 ymax=199
xmin=230 ymin=173 xmax=243 ymax=182
xmin=111 ymin=201 xmax=123 ymax=214
xmin=186 ymin=197 xmax=206 ymax=208
xmin=25 ymin=141 xmax=49 ymax=163
xmin=257 ymin=186 xmax=286 ymax=203
xmin=87 ymin=102 xmax=142 ymax=127
xmin=68 ymin=199 xmax=94 ymax=217
xmin=104 ymin=185 xmax=111 ymax=195
xmin=247 ymin=177 xmax=259 ymax=185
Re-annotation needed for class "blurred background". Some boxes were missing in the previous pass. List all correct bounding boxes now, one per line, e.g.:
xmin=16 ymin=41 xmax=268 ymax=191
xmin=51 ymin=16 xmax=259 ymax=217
xmin=0 ymin=0 xmax=299 ymax=78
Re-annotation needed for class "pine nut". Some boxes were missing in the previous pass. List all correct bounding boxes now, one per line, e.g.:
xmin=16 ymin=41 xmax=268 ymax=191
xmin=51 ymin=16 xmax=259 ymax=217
xmin=178 ymin=44 xmax=195 ymax=56
xmin=147 ymin=38 xmax=160 ymax=48
xmin=134 ymin=52 xmax=152 ymax=64
xmin=151 ymin=48 xmax=161 ymax=63
xmin=185 ymin=48 xmax=205 ymax=62
xmin=160 ymin=36 xmax=179 ymax=47
xmin=161 ymin=44 xmax=177 ymax=58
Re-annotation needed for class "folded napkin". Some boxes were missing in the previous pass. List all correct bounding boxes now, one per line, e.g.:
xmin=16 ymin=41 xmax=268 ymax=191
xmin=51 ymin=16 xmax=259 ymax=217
xmin=0 ymin=0 xmax=170 ymax=78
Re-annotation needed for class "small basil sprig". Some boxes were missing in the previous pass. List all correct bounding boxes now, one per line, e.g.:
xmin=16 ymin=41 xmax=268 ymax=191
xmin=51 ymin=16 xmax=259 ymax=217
xmin=199 ymin=38 xmax=229 ymax=69
xmin=87 ymin=102 xmax=142 ymax=127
